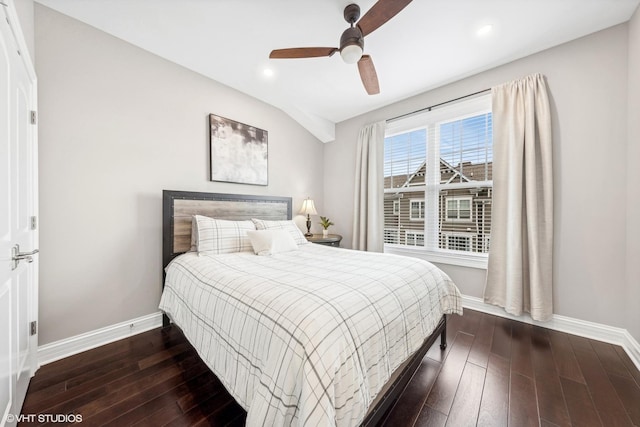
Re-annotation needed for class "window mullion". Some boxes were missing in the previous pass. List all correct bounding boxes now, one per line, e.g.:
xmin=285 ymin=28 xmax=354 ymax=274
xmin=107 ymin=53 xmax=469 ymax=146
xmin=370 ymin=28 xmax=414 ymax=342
xmin=425 ymin=123 xmax=439 ymax=251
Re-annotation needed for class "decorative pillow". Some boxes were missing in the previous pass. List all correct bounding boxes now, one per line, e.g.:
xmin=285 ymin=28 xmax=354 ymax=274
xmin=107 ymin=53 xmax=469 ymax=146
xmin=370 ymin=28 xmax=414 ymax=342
xmin=192 ymin=215 xmax=255 ymax=254
xmin=246 ymin=230 xmax=298 ymax=256
xmin=251 ymin=218 xmax=308 ymax=245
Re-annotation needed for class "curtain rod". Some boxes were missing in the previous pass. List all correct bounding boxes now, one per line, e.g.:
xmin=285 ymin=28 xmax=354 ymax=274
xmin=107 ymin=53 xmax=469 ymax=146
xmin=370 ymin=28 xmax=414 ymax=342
xmin=386 ymin=88 xmax=491 ymax=123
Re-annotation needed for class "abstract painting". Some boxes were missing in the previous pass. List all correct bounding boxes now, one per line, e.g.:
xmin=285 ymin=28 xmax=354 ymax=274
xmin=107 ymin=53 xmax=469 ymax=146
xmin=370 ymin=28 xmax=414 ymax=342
xmin=209 ymin=114 xmax=268 ymax=185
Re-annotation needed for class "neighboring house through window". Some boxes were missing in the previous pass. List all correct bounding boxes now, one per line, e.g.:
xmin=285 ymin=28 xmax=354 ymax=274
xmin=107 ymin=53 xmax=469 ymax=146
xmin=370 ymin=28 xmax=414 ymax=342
xmin=383 ymin=94 xmax=493 ymax=267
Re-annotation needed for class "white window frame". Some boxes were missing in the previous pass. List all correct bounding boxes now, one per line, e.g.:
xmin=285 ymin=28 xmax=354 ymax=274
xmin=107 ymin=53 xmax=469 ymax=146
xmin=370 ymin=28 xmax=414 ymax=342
xmin=446 ymin=196 xmax=473 ymax=222
xmin=409 ymin=199 xmax=425 ymax=221
xmin=482 ymin=235 xmax=491 ymax=253
xmin=392 ymin=200 xmax=400 ymax=215
xmin=442 ymin=232 xmax=473 ymax=252
xmin=384 ymin=228 xmax=400 ymax=245
xmin=405 ymin=230 xmax=425 ymax=246
xmin=383 ymin=94 xmax=492 ymax=269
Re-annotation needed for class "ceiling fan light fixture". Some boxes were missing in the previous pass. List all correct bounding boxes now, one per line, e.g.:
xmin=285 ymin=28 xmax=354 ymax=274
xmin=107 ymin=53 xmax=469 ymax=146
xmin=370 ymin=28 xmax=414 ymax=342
xmin=340 ymin=25 xmax=364 ymax=64
xmin=268 ymin=0 xmax=411 ymax=95
xmin=340 ymin=43 xmax=363 ymax=64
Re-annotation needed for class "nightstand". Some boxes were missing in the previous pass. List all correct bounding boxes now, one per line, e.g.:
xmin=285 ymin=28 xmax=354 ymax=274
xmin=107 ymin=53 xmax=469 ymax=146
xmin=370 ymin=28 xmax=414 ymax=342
xmin=306 ymin=234 xmax=342 ymax=247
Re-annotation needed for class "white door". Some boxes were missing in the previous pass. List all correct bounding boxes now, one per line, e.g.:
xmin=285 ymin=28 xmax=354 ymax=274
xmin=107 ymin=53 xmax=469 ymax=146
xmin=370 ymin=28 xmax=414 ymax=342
xmin=0 ymin=2 xmax=39 ymax=426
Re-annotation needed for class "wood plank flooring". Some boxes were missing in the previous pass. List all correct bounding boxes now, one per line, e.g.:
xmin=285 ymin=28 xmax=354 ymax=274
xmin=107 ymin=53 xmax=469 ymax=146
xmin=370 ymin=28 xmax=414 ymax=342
xmin=19 ymin=309 xmax=640 ymax=426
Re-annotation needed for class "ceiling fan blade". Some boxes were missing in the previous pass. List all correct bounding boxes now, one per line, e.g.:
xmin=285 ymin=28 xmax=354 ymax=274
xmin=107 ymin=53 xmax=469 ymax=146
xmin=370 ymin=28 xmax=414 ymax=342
xmin=269 ymin=47 xmax=338 ymax=59
xmin=357 ymin=0 xmax=413 ymax=37
xmin=358 ymin=55 xmax=380 ymax=95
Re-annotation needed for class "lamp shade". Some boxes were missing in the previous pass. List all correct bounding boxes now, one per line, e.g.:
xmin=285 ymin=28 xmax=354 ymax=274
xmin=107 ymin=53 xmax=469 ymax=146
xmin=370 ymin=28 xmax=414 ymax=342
xmin=299 ymin=198 xmax=318 ymax=215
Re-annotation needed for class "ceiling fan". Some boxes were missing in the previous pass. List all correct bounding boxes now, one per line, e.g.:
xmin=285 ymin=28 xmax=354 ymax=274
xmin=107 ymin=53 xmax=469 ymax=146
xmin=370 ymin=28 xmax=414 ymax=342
xmin=269 ymin=0 xmax=413 ymax=95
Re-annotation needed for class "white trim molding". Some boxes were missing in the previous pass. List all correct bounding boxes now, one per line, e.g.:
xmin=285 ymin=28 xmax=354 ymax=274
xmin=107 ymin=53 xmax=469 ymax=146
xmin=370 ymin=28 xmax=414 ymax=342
xmin=461 ymin=295 xmax=640 ymax=372
xmin=37 ymin=312 xmax=164 ymax=367
xmin=36 ymin=301 xmax=640 ymax=375
xmin=385 ymin=245 xmax=488 ymax=269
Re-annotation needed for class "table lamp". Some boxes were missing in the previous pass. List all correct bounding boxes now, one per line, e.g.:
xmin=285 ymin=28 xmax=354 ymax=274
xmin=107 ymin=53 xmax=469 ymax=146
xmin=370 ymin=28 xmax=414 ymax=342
xmin=299 ymin=198 xmax=317 ymax=237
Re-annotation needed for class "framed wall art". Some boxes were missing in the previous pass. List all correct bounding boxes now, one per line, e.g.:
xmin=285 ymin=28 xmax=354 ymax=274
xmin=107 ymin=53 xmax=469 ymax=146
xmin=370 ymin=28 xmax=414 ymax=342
xmin=209 ymin=114 xmax=268 ymax=186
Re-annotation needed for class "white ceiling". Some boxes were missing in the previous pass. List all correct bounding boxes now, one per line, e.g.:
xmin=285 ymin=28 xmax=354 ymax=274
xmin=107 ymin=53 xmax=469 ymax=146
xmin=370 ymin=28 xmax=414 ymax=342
xmin=35 ymin=0 xmax=639 ymax=142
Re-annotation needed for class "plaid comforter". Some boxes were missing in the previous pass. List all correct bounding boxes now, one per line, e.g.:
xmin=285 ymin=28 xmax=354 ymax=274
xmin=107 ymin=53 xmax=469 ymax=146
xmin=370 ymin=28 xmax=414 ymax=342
xmin=160 ymin=244 xmax=462 ymax=427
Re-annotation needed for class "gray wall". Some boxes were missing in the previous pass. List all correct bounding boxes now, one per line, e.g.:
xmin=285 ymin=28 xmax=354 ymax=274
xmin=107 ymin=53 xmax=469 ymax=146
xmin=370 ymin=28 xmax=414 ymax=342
xmin=325 ymin=23 xmax=636 ymax=339
xmin=627 ymin=7 xmax=640 ymax=342
xmin=30 ymin=3 xmax=640 ymax=345
xmin=35 ymin=5 xmax=325 ymax=345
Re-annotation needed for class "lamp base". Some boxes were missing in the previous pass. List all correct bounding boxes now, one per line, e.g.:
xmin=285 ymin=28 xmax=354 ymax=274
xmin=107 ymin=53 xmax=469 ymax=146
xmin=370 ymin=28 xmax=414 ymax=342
xmin=305 ymin=216 xmax=312 ymax=237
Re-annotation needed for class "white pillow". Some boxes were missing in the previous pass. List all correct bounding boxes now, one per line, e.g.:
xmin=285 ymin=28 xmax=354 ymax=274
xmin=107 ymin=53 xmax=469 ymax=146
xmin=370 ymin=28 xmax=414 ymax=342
xmin=247 ymin=230 xmax=298 ymax=256
xmin=192 ymin=215 xmax=255 ymax=254
xmin=251 ymin=218 xmax=308 ymax=245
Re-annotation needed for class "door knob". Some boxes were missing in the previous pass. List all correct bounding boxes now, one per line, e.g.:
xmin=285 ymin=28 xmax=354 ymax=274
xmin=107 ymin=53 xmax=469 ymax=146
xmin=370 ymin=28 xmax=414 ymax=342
xmin=11 ymin=244 xmax=39 ymax=270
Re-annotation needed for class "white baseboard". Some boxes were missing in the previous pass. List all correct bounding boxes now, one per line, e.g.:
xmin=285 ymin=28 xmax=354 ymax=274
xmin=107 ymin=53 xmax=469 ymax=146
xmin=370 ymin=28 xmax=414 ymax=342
xmin=37 ymin=312 xmax=164 ymax=367
xmin=36 ymin=300 xmax=640 ymax=375
xmin=461 ymin=295 xmax=640 ymax=372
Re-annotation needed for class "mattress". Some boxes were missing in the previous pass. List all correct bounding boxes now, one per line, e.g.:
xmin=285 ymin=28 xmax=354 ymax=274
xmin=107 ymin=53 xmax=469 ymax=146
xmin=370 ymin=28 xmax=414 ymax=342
xmin=159 ymin=243 xmax=462 ymax=426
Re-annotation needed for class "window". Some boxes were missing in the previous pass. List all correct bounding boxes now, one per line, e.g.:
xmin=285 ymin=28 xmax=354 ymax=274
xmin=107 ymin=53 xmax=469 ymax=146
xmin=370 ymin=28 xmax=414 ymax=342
xmin=446 ymin=197 xmax=472 ymax=221
xmin=483 ymin=235 xmax=491 ymax=253
xmin=409 ymin=199 xmax=424 ymax=220
xmin=443 ymin=234 xmax=472 ymax=252
xmin=384 ymin=228 xmax=399 ymax=244
xmin=383 ymin=95 xmax=492 ymax=265
xmin=405 ymin=231 xmax=425 ymax=246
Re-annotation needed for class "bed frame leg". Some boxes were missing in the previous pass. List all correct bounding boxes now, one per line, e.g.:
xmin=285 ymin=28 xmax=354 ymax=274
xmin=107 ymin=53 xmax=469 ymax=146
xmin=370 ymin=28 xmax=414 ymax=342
xmin=162 ymin=313 xmax=171 ymax=328
xmin=440 ymin=316 xmax=447 ymax=350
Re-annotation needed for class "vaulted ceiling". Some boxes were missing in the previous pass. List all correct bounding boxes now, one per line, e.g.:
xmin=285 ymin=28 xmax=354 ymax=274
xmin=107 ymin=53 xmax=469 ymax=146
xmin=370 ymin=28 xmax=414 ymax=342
xmin=35 ymin=0 xmax=640 ymax=142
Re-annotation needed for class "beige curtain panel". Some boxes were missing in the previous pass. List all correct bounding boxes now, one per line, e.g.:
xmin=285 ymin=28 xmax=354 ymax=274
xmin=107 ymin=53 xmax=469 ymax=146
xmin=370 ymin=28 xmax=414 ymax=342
xmin=484 ymin=73 xmax=554 ymax=321
xmin=352 ymin=121 xmax=386 ymax=252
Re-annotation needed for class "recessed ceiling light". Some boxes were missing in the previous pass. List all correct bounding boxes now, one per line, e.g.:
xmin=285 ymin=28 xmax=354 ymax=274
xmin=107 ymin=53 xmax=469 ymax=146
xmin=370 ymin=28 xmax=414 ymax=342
xmin=477 ymin=24 xmax=493 ymax=37
xmin=263 ymin=67 xmax=275 ymax=77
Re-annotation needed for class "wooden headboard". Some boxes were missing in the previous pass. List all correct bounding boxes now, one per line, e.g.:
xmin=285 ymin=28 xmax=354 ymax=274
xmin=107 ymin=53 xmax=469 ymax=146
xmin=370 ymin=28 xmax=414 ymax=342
xmin=161 ymin=190 xmax=292 ymax=327
xmin=162 ymin=190 xmax=292 ymax=269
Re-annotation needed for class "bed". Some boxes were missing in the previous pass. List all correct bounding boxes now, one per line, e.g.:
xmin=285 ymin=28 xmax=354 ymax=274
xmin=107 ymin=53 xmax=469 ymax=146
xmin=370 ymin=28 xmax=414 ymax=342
xmin=160 ymin=190 xmax=462 ymax=426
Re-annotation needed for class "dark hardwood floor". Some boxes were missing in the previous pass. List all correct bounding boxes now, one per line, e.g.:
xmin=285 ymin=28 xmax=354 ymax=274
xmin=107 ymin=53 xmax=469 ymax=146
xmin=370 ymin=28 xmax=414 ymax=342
xmin=20 ymin=309 xmax=640 ymax=426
